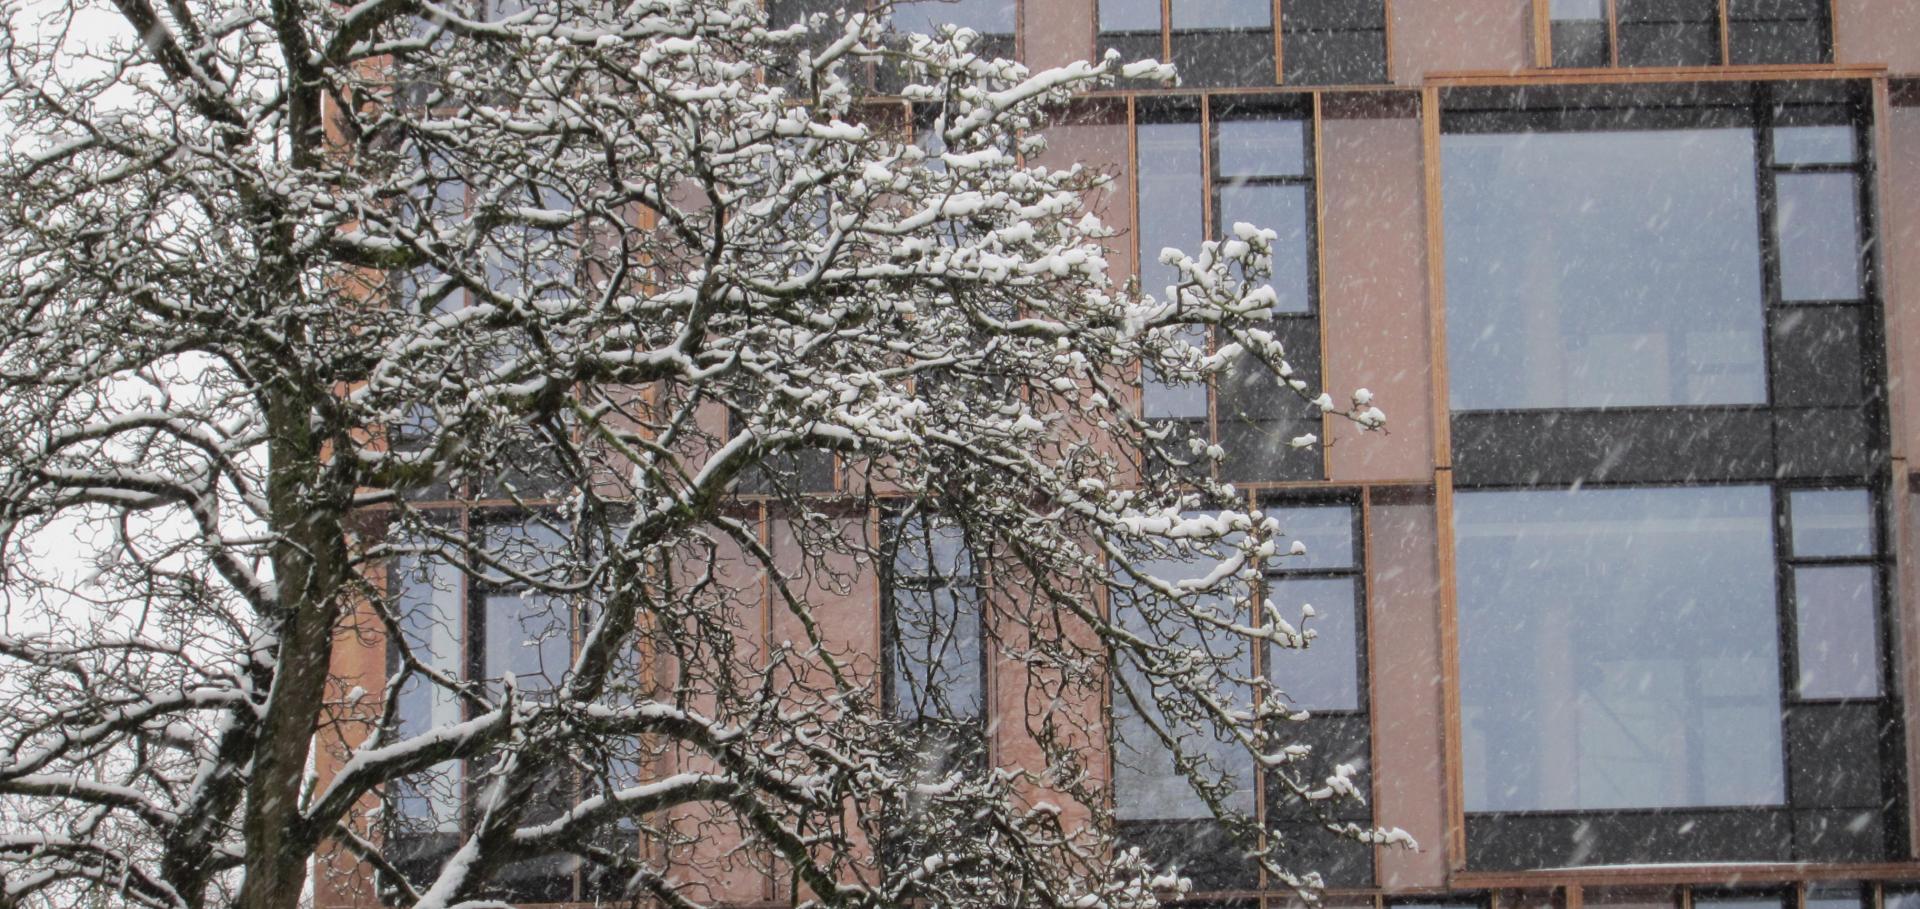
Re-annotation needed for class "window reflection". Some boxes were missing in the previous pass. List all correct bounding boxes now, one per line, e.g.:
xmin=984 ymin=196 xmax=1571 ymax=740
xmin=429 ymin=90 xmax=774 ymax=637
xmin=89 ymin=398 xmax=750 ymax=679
xmin=1776 ymin=171 xmax=1864 ymax=302
xmin=1444 ymin=127 xmax=1767 ymax=410
xmin=1111 ymin=523 xmax=1257 ymax=820
xmin=1456 ymin=486 xmax=1785 ymax=811
xmin=1793 ymin=565 xmax=1881 ymax=699
xmin=888 ymin=0 xmax=1015 ymax=36
xmin=1269 ymin=576 xmax=1359 ymax=712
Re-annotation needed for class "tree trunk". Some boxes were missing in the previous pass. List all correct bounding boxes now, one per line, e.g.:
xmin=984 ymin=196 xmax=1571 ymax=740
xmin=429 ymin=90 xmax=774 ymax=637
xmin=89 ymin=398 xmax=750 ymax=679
xmin=238 ymin=386 xmax=347 ymax=909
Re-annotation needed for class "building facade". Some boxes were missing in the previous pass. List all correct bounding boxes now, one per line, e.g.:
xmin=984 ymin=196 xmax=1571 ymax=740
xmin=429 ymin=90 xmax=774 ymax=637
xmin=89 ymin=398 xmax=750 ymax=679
xmin=331 ymin=2 xmax=1920 ymax=908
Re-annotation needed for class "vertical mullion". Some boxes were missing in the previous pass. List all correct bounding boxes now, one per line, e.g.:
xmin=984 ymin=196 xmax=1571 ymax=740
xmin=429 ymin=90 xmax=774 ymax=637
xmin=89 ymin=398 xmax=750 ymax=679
xmin=1607 ymin=0 xmax=1621 ymax=66
xmin=1434 ymin=466 xmax=1465 ymax=869
xmin=1159 ymin=0 xmax=1171 ymax=64
xmin=1201 ymin=96 xmax=1220 ymax=470
xmin=1272 ymin=0 xmax=1285 ymax=84
xmin=1312 ymin=91 xmax=1332 ymax=481
xmin=1421 ymin=85 xmax=1451 ymax=468
xmin=1380 ymin=0 xmax=1395 ymax=82
xmin=1126 ymin=95 xmax=1143 ymax=415
xmin=1533 ymin=0 xmax=1553 ymax=67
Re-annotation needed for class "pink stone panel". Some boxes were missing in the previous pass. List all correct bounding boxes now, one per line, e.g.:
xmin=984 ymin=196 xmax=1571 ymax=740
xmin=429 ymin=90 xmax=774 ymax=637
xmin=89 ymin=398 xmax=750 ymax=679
xmin=1368 ymin=492 xmax=1449 ymax=890
xmin=1023 ymin=0 xmax=1096 ymax=71
xmin=1835 ymin=0 xmax=1920 ymax=75
xmin=1389 ymin=0 xmax=1533 ymax=85
xmin=1884 ymin=97 xmax=1920 ymax=462
xmin=1321 ymin=98 xmax=1436 ymax=483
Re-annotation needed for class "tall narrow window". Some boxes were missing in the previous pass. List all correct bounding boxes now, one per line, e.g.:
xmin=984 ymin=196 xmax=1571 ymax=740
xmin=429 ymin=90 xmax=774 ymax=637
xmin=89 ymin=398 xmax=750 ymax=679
xmin=1136 ymin=100 xmax=1322 ymax=484
xmin=884 ymin=514 xmax=986 ymax=728
xmin=385 ymin=513 xmax=594 ymax=902
xmin=1109 ymin=520 xmax=1259 ymax=890
xmin=1262 ymin=499 xmax=1372 ymax=886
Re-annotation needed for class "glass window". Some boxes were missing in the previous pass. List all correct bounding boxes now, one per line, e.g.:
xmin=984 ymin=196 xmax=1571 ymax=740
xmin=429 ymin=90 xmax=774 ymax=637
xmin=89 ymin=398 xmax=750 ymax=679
xmin=1789 ymin=488 xmax=1874 ymax=557
xmin=1774 ymin=125 xmax=1854 ymax=166
xmin=1171 ymin=0 xmax=1268 ymax=30
xmin=1794 ymin=565 xmax=1881 ymax=699
xmin=1138 ymin=119 xmax=1209 ymax=421
xmin=1111 ymin=524 xmax=1257 ymax=820
xmin=1550 ymin=0 xmax=1612 ymax=68
xmin=1443 ymin=126 xmax=1767 ymax=410
xmin=1775 ymin=171 xmax=1865 ymax=302
xmin=1804 ymin=887 xmax=1868 ymax=909
xmin=1267 ymin=503 xmax=1355 ymax=570
xmin=1264 ymin=503 xmax=1362 ymax=713
xmin=1097 ymin=0 xmax=1158 ymax=33
xmin=1269 ymin=575 xmax=1360 ymax=712
xmin=1216 ymin=183 xmax=1311 ymax=314
xmin=886 ymin=515 xmax=985 ymax=722
xmin=393 ymin=548 xmax=466 ymax=833
xmin=1215 ymin=119 xmax=1306 ymax=179
xmin=1456 ymin=486 xmax=1785 ymax=812
xmin=888 ymin=0 xmax=1015 ymax=35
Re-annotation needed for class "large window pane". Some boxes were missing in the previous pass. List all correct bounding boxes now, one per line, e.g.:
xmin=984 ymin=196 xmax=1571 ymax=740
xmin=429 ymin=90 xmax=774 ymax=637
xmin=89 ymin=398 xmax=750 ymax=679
xmin=1456 ymin=486 xmax=1785 ymax=811
xmin=1444 ymin=128 xmax=1767 ymax=410
xmin=1794 ymin=565 xmax=1881 ymax=699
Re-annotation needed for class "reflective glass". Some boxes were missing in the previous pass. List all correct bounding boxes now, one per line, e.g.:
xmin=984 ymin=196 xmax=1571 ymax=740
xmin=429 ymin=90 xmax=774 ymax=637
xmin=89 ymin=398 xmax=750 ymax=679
xmin=1774 ymin=125 xmax=1855 ymax=165
xmin=1456 ymin=486 xmax=1785 ymax=811
xmin=1111 ymin=524 xmax=1257 ymax=820
xmin=1550 ymin=0 xmax=1605 ymax=19
xmin=890 ymin=515 xmax=984 ymax=721
xmin=1268 ymin=576 xmax=1360 ymax=712
xmin=889 ymin=0 xmax=1016 ymax=35
xmin=891 ymin=586 xmax=985 ymax=718
xmin=1776 ymin=171 xmax=1865 ymax=301
xmin=1266 ymin=504 xmax=1355 ymax=570
xmin=1216 ymin=118 xmax=1306 ymax=179
xmin=1444 ymin=128 xmax=1767 ymax=409
xmin=1098 ymin=0 xmax=1159 ymax=32
xmin=392 ymin=550 xmax=466 ymax=832
xmin=481 ymin=518 xmax=573 ymax=693
xmin=1137 ymin=121 xmax=1204 ymax=299
xmin=1138 ymin=121 xmax=1210 ymax=418
xmin=1171 ymin=0 xmax=1269 ymax=30
xmin=1217 ymin=182 xmax=1311 ymax=313
xmin=1789 ymin=488 xmax=1875 ymax=557
xmin=1795 ymin=565 xmax=1881 ymax=699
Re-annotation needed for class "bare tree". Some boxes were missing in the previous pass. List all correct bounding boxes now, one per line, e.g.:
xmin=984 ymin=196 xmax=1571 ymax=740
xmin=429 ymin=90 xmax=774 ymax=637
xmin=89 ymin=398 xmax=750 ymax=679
xmin=0 ymin=1 xmax=1396 ymax=907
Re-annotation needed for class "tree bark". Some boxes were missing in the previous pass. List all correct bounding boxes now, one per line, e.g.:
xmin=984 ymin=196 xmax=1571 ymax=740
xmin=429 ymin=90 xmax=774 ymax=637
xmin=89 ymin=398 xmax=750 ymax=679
xmin=238 ymin=385 xmax=348 ymax=909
